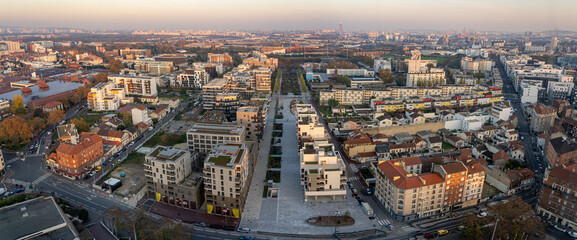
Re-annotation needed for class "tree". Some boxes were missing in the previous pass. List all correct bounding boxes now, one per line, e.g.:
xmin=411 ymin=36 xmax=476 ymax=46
xmin=10 ymin=94 xmax=27 ymax=115
xmin=461 ymin=214 xmax=486 ymax=239
xmin=93 ymin=73 xmax=110 ymax=85
xmin=29 ymin=117 xmax=47 ymax=132
xmin=488 ymin=196 xmax=544 ymax=239
xmin=0 ymin=116 xmax=33 ymax=148
xmin=47 ymin=109 xmax=66 ymax=125
xmin=328 ymin=98 xmax=340 ymax=107
xmin=59 ymin=98 xmax=70 ymax=109
xmin=379 ymin=69 xmax=395 ymax=84
xmin=335 ymin=75 xmax=351 ymax=87
xmin=505 ymin=159 xmax=521 ymax=170
xmin=70 ymin=118 xmax=90 ymax=132
xmin=33 ymin=108 xmax=45 ymax=118
xmin=106 ymin=58 xmax=124 ymax=74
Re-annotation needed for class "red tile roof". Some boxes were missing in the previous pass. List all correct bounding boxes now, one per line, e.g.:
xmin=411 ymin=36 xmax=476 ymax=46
xmin=440 ymin=162 xmax=468 ymax=174
xmin=378 ymin=161 xmax=444 ymax=189
xmin=43 ymin=101 xmax=62 ymax=109
xmin=344 ymin=138 xmax=372 ymax=145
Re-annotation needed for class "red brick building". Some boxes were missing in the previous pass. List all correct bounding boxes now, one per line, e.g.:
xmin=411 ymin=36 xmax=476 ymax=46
xmin=48 ymin=132 xmax=104 ymax=179
xmin=538 ymin=164 xmax=577 ymax=230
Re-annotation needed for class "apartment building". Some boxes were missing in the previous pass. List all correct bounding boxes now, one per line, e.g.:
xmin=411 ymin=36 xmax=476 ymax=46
xmin=545 ymin=137 xmax=577 ymax=168
xmin=527 ymin=103 xmax=556 ymax=133
xmin=375 ymin=157 xmax=484 ymax=220
xmin=132 ymin=105 xmax=152 ymax=126
xmin=174 ymin=68 xmax=210 ymax=88
xmin=252 ymin=67 xmax=272 ymax=92
xmin=0 ymin=99 xmax=10 ymax=119
xmin=87 ymin=82 xmax=128 ymax=111
xmin=406 ymin=70 xmax=446 ymax=87
xmin=327 ymin=68 xmax=374 ymax=77
xmin=236 ymin=106 xmax=263 ymax=141
xmin=460 ymin=57 xmax=494 ymax=72
xmin=118 ymin=48 xmax=152 ymax=59
xmin=202 ymin=78 xmax=230 ymax=110
xmin=108 ymin=75 xmax=158 ymax=96
xmin=491 ymin=101 xmax=513 ymax=121
xmin=208 ymin=53 xmax=233 ymax=64
xmin=144 ymin=145 xmax=203 ymax=210
xmin=131 ymin=59 xmax=174 ymax=74
xmin=193 ymin=62 xmax=224 ymax=75
xmin=375 ymin=158 xmax=446 ymax=221
xmin=538 ymin=164 xmax=577 ymax=231
xmin=296 ymin=105 xmax=325 ymax=141
xmin=48 ymin=133 xmax=104 ymax=179
xmin=187 ymin=123 xmax=245 ymax=157
xmin=203 ymin=143 xmax=252 ymax=218
xmin=300 ymin=140 xmax=347 ymax=202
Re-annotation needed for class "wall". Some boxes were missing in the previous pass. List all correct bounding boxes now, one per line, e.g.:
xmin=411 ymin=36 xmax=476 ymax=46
xmin=362 ymin=122 xmax=446 ymax=136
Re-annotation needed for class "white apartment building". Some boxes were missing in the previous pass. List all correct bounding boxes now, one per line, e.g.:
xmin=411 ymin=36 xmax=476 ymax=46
xmin=460 ymin=57 xmax=494 ymax=72
xmin=491 ymin=101 xmax=513 ymax=122
xmin=108 ymin=75 xmax=158 ymax=96
xmin=520 ymin=83 xmax=539 ymax=104
xmin=300 ymin=140 xmax=347 ymax=202
xmin=327 ymin=68 xmax=374 ymax=77
xmin=187 ymin=123 xmax=245 ymax=156
xmin=374 ymin=58 xmax=392 ymax=72
xmin=87 ymin=82 xmax=128 ymax=111
xmin=174 ymin=68 xmax=210 ymax=88
xmin=193 ymin=62 xmax=224 ymax=75
xmin=203 ymin=143 xmax=251 ymax=218
xmin=406 ymin=69 xmax=446 ymax=87
xmin=295 ymin=104 xmax=326 ymax=141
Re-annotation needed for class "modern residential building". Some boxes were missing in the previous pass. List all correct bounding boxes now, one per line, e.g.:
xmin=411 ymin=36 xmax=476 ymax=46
xmin=193 ymin=62 xmax=225 ymax=75
xmin=187 ymin=123 xmax=245 ymax=157
xmin=118 ymin=48 xmax=152 ymax=59
xmin=538 ymin=164 xmax=577 ymax=231
xmin=109 ymin=75 xmax=159 ymax=96
xmin=87 ymin=81 xmax=129 ymax=111
xmin=203 ymin=143 xmax=252 ymax=218
xmin=252 ymin=67 xmax=272 ymax=92
xmin=527 ymin=103 xmax=556 ymax=133
xmin=48 ymin=132 xmax=104 ymax=179
xmin=299 ymin=140 xmax=347 ymax=202
xmin=131 ymin=59 xmax=174 ymax=74
xmin=174 ymin=68 xmax=210 ymax=88
xmin=460 ymin=57 xmax=494 ymax=72
xmin=406 ymin=70 xmax=446 ymax=87
xmin=327 ymin=68 xmax=374 ymax=77
xmin=236 ymin=106 xmax=263 ymax=140
xmin=202 ymin=78 xmax=230 ymax=110
xmin=144 ymin=145 xmax=203 ymax=210
xmin=374 ymin=58 xmax=392 ymax=72
xmin=491 ymin=101 xmax=513 ymax=121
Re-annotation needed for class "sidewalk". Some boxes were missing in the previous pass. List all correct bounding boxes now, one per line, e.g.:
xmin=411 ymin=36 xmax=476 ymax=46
xmin=239 ymin=94 xmax=278 ymax=229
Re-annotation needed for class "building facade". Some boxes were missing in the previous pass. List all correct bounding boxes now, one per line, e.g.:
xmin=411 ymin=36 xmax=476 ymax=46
xmin=87 ymin=82 xmax=128 ymax=111
xmin=109 ymin=75 xmax=158 ymax=96
xmin=538 ymin=164 xmax=577 ymax=231
xmin=48 ymin=133 xmax=104 ymax=179
xmin=236 ymin=106 xmax=263 ymax=141
xmin=203 ymin=143 xmax=252 ymax=218
xmin=187 ymin=123 xmax=245 ymax=157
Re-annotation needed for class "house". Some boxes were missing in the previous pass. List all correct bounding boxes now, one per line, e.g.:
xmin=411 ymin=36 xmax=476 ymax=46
xmin=508 ymin=141 xmax=525 ymax=161
xmin=493 ymin=150 xmax=510 ymax=167
xmin=389 ymin=142 xmax=416 ymax=155
xmin=439 ymin=111 xmax=454 ymax=121
xmin=131 ymin=105 xmax=152 ymax=126
xmin=371 ymin=133 xmax=389 ymax=143
xmin=343 ymin=138 xmax=376 ymax=158
xmin=446 ymin=136 xmax=466 ymax=149
xmin=97 ymin=128 xmax=130 ymax=147
xmin=158 ymin=97 xmax=180 ymax=110
xmin=456 ymin=131 xmax=473 ymax=144
xmin=426 ymin=136 xmax=443 ymax=152
xmin=416 ymin=130 xmax=437 ymax=139
xmin=395 ymin=132 xmax=414 ymax=143
xmin=102 ymin=115 xmax=124 ymax=129
xmin=483 ymin=166 xmax=535 ymax=195
xmin=332 ymin=106 xmax=346 ymax=115
xmin=375 ymin=145 xmax=391 ymax=161
xmin=342 ymin=120 xmax=359 ymax=131
xmin=150 ymin=106 xmax=168 ymax=120
xmin=356 ymin=152 xmax=378 ymax=163
xmin=413 ymin=137 xmax=428 ymax=151
xmin=42 ymin=101 xmax=63 ymax=113
xmin=480 ymin=125 xmax=498 ymax=138
xmin=140 ymin=96 xmax=159 ymax=104
xmin=375 ymin=114 xmax=393 ymax=127
xmin=409 ymin=114 xmax=426 ymax=125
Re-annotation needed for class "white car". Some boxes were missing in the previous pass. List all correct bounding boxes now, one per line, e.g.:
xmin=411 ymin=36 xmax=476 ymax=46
xmin=568 ymin=231 xmax=577 ymax=238
xmin=554 ymin=225 xmax=567 ymax=232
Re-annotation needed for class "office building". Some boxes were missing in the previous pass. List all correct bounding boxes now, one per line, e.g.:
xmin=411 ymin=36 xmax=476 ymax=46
xmin=145 ymin=145 xmax=203 ymax=210
xmin=187 ymin=123 xmax=245 ymax=157
xmin=203 ymin=143 xmax=252 ymax=218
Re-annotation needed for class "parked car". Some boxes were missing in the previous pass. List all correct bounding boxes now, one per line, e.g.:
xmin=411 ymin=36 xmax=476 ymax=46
xmin=348 ymin=182 xmax=354 ymax=189
xmin=239 ymin=237 xmax=254 ymax=240
xmin=386 ymin=224 xmax=394 ymax=230
xmin=477 ymin=211 xmax=488 ymax=217
xmin=554 ymin=225 xmax=567 ymax=232
xmin=568 ymin=231 xmax=577 ymax=238
xmin=365 ymin=188 xmax=372 ymax=195
xmin=237 ymin=227 xmax=250 ymax=233
xmin=95 ymin=166 xmax=102 ymax=172
xmin=424 ymin=233 xmax=436 ymax=239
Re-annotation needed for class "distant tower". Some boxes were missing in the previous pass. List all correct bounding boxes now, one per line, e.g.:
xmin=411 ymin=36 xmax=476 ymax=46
xmin=338 ymin=22 xmax=344 ymax=35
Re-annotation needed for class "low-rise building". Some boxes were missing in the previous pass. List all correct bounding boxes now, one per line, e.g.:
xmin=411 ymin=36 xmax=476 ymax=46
xmin=145 ymin=145 xmax=203 ymax=210
xmin=48 ymin=132 xmax=104 ymax=179
xmin=545 ymin=137 xmax=577 ymax=168
xmin=203 ymin=143 xmax=252 ymax=218
xmin=527 ymin=103 xmax=556 ymax=133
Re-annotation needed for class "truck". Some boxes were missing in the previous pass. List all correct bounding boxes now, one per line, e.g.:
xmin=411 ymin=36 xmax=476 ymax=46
xmin=361 ymin=202 xmax=374 ymax=216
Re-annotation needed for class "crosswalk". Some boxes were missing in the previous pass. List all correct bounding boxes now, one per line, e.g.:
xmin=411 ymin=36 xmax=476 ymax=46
xmin=348 ymin=176 xmax=359 ymax=181
xmin=377 ymin=218 xmax=392 ymax=226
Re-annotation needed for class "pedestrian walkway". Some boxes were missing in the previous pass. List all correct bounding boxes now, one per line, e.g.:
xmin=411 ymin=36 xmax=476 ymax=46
xmin=239 ymin=94 xmax=278 ymax=229
xmin=31 ymin=172 xmax=51 ymax=185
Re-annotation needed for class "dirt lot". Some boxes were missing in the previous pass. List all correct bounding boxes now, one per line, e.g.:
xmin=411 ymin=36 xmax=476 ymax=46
xmin=164 ymin=120 xmax=196 ymax=134
xmin=108 ymin=163 xmax=146 ymax=197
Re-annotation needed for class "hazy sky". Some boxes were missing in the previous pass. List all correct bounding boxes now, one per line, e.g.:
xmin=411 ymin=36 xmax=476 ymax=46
xmin=1 ymin=0 xmax=576 ymax=32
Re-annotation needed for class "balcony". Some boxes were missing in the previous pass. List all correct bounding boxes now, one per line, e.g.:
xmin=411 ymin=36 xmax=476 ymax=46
xmin=167 ymin=170 xmax=176 ymax=176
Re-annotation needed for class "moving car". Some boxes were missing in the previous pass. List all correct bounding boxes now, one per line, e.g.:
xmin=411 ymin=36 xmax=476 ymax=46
xmin=437 ymin=229 xmax=449 ymax=235
xmin=194 ymin=222 xmax=207 ymax=227
xmin=95 ymin=166 xmax=102 ymax=172
xmin=237 ymin=227 xmax=250 ymax=233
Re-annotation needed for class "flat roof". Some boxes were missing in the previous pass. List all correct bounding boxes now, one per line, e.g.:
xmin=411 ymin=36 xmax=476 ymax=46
xmin=0 ymin=196 xmax=77 ymax=240
xmin=147 ymin=145 xmax=187 ymax=162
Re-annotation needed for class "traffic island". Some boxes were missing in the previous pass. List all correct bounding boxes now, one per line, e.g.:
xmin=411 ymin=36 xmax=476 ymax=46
xmin=306 ymin=215 xmax=355 ymax=227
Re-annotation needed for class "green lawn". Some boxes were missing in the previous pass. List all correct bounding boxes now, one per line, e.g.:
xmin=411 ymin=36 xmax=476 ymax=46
xmin=265 ymin=171 xmax=281 ymax=183
xmin=272 ymin=131 xmax=283 ymax=137
xmin=143 ymin=131 xmax=187 ymax=147
xmin=268 ymin=156 xmax=281 ymax=168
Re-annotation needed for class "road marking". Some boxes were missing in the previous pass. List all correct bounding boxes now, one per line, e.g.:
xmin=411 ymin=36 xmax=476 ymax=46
xmin=31 ymin=172 xmax=52 ymax=185
xmin=348 ymin=176 xmax=358 ymax=181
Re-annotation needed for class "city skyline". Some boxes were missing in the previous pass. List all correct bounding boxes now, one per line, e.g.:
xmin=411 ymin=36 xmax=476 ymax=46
xmin=1 ymin=0 xmax=576 ymax=32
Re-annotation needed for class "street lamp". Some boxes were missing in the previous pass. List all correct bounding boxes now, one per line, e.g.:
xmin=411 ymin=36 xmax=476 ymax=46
xmin=334 ymin=211 xmax=341 ymax=234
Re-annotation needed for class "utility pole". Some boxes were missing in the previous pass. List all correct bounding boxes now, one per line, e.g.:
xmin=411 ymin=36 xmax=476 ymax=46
xmin=491 ymin=217 xmax=500 ymax=240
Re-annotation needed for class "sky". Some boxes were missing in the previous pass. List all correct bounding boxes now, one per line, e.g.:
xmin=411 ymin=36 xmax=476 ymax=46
xmin=1 ymin=0 xmax=576 ymax=32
